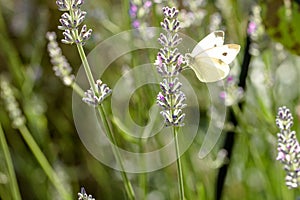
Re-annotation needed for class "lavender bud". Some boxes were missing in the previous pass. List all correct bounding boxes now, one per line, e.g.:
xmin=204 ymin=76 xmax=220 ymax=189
xmin=276 ymin=106 xmax=294 ymax=130
xmin=82 ymin=79 xmax=112 ymax=106
xmin=78 ymin=187 xmax=95 ymax=200
xmin=73 ymin=0 xmax=84 ymax=9
xmin=56 ymin=0 xmax=70 ymax=11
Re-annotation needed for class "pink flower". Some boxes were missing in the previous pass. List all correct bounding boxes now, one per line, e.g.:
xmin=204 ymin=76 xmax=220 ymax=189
xmin=276 ymin=151 xmax=285 ymax=161
xmin=247 ymin=21 xmax=256 ymax=35
xmin=227 ymin=75 xmax=234 ymax=83
xmin=144 ymin=1 xmax=152 ymax=8
xmin=129 ymin=4 xmax=138 ymax=17
xmin=155 ymin=54 xmax=163 ymax=67
xmin=132 ymin=20 xmax=140 ymax=28
xmin=219 ymin=91 xmax=226 ymax=100
xmin=177 ymin=55 xmax=184 ymax=65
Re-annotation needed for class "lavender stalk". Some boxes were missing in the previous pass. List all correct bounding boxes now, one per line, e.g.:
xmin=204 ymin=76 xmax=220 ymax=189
xmin=155 ymin=6 xmax=186 ymax=200
xmin=54 ymin=1 xmax=135 ymax=198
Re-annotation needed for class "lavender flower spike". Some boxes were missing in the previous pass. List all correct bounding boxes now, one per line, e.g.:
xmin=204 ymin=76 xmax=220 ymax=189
xmin=276 ymin=106 xmax=300 ymax=189
xmin=155 ymin=7 xmax=186 ymax=127
xmin=0 ymin=76 xmax=26 ymax=128
xmin=56 ymin=0 xmax=92 ymax=45
xmin=46 ymin=32 xmax=75 ymax=86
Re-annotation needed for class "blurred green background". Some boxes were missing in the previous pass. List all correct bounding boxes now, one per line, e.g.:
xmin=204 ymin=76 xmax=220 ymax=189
xmin=1 ymin=0 xmax=300 ymax=199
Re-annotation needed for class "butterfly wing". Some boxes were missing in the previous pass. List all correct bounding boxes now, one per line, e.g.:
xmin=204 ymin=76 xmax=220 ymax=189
xmin=191 ymin=30 xmax=225 ymax=57
xmin=190 ymin=57 xmax=230 ymax=82
xmin=190 ymin=44 xmax=240 ymax=83
xmin=197 ymin=44 xmax=240 ymax=64
xmin=189 ymin=31 xmax=240 ymax=83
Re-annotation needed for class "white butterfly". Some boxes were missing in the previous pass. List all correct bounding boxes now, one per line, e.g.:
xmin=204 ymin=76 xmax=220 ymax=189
xmin=187 ymin=30 xmax=240 ymax=83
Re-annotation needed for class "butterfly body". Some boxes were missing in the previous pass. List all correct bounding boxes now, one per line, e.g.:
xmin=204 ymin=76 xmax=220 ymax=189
xmin=188 ymin=31 xmax=240 ymax=83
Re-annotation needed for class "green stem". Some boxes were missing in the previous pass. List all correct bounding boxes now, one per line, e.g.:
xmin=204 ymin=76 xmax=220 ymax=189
xmin=173 ymin=127 xmax=185 ymax=200
xmin=97 ymin=105 xmax=136 ymax=200
xmin=71 ymin=82 xmax=85 ymax=97
xmin=122 ymin=0 xmax=131 ymax=29
xmin=18 ymin=125 xmax=72 ymax=200
xmin=70 ymin=8 xmax=135 ymax=197
xmin=0 ymin=123 xmax=22 ymax=200
xmin=138 ymin=139 xmax=147 ymax=200
xmin=73 ymin=24 xmax=135 ymax=198
xmin=76 ymin=44 xmax=97 ymax=92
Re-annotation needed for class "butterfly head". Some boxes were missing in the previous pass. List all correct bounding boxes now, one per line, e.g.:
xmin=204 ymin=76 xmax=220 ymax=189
xmin=184 ymin=53 xmax=194 ymax=66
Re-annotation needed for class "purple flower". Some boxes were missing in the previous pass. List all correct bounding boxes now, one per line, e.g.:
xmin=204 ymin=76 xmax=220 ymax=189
xmin=157 ymin=93 xmax=165 ymax=101
xmin=129 ymin=4 xmax=138 ymax=17
xmin=129 ymin=0 xmax=152 ymax=29
xmin=226 ymin=75 xmax=234 ymax=83
xmin=132 ymin=20 xmax=140 ymax=28
xmin=155 ymin=54 xmax=163 ymax=67
xmin=276 ymin=151 xmax=285 ymax=161
xmin=247 ymin=21 xmax=256 ymax=35
xmin=177 ymin=55 xmax=183 ymax=65
xmin=144 ymin=1 xmax=152 ymax=8
xmin=219 ymin=91 xmax=226 ymax=100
